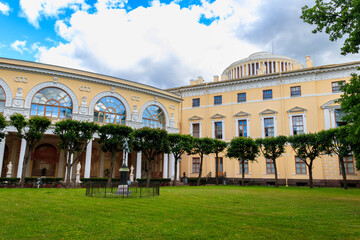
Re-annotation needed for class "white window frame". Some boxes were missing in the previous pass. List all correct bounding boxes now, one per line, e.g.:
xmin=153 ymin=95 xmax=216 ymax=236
xmin=289 ymin=113 xmax=307 ymax=136
xmin=212 ymin=119 xmax=225 ymax=141
xmin=235 ymin=117 xmax=250 ymax=137
xmin=261 ymin=115 xmax=277 ymax=138
xmin=190 ymin=121 xmax=202 ymax=138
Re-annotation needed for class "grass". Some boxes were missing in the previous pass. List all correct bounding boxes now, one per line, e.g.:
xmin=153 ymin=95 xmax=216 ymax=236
xmin=0 ymin=186 xmax=359 ymax=240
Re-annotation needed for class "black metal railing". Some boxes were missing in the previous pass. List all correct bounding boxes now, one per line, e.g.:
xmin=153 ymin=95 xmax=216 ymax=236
xmin=85 ymin=182 xmax=160 ymax=198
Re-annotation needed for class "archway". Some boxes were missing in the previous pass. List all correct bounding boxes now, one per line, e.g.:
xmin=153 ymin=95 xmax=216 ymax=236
xmin=31 ymin=144 xmax=58 ymax=177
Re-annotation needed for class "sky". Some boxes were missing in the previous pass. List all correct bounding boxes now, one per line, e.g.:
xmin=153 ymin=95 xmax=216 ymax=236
xmin=0 ymin=0 xmax=359 ymax=89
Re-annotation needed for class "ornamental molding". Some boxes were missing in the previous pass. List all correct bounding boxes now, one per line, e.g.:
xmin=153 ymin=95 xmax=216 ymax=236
xmin=211 ymin=113 xmax=226 ymax=119
xmin=321 ymin=98 xmax=340 ymax=109
xmin=260 ymin=109 xmax=277 ymax=115
xmin=88 ymin=91 xmax=131 ymax=121
xmin=138 ymin=100 xmax=170 ymax=127
xmin=234 ymin=111 xmax=250 ymax=117
xmin=3 ymin=107 xmax=29 ymax=119
xmin=24 ymin=81 xmax=79 ymax=114
xmin=0 ymin=62 xmax=182 ymax=103
xmin=189 ymin=115 xmax=202 ymax=121
xmin=0 ymin=78 xmax=13 ymax=107
xmin=287 ymin=106 xmax=307 ymax=113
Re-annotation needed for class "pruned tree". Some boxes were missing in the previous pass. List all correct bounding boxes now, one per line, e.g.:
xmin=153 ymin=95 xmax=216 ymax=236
xmin=212 ymin=138 xmax=227 ymax=185
xmin=131 ymin=127 xmax=169 ymax=187
xmin=255 ymin=136 xmax=287 ymax=187
xmin=98 ymin=124 xmax=133 ymax=186
xmin=10 ymin=113 xmax=51 ymax=188
xmin=301 ymin=0 xmax=360 ymax=55
xmin=54 ymin=120 xmax=98 ymax=188
xmin=191 ymin=137 xmax=214 ymax=186
xmin=337 ymin=73 xmax=360 ymax=170
xmin=318 ymin=127 xmax=353 ymax=189
xmin=168 ymin=133 xmax=194 ymax=186
xmin=226 ymin=137 xmax=259 ymax=186
xmin=0 ymin=113 xmax=6 ymax=141
xmin=288 ymin=133 xmax=329 ymax=188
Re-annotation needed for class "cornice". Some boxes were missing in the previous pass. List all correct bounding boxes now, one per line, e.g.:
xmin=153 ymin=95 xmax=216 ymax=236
xmin=0 ymin=61 xmax=182 ymax=103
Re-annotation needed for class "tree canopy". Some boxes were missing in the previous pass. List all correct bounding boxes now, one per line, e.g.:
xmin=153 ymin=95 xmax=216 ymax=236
xmin=0 ymin=113 xmax=6 ymax=141
xmin=301 ymin=0 xmax=360 ymax=55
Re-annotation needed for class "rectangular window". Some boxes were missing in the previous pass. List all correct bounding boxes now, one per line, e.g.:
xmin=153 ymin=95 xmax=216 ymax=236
xmin=192 ymin=123 xmax=200 ymax=138
xmin=215 ymin=157 xmax=223 ymax=173
xmin=238 ymin=120 xmax=247 ymax=137
xmin=295 ymin=157 xmax=307 ymax=174
xmin=214 ymin=95 xmax=222 ymax=105
xmin=332 ymin=81 xmax=345 ymax=92
xmin=214 ymin=121 xmax=223 ymax=139
xmin=237 ymin=93 xmax=246 ymax=102
xmin=266 ymin=159 xmax=275 ymax=174
xmin=239 ymin=160 xmax=249 ymax=174
xmin=290 ymin=86 xmax=301 ymax=97
xmin=292 ymin=115 xmax=304 ymax=135
xmin=340 ymin=156 xmax=355 ymax=174
xmin=335 ymin=109 xmax=346 ymax=127
xmin=263 ymin=89 xmax=273 ymax=100
xmin=264 ymin=117 xmax=274 ymax=137
xmin=192 ymin=98 xmax=200 ymax=107
xmin=192 ymin=158 xmax=200 ymax=173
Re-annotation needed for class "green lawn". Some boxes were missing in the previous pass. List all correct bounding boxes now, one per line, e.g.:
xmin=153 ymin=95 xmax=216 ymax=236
xmin=0 ymin=186 xmax=359 ymax=240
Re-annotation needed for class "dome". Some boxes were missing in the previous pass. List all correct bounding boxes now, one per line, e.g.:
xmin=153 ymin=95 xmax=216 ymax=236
xmin=221 ymin=52 xmax=304 ymax=80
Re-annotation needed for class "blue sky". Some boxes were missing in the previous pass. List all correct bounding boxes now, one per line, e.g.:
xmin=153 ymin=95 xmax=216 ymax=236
xmin=0 ymin=0 xmax=359 ymax=88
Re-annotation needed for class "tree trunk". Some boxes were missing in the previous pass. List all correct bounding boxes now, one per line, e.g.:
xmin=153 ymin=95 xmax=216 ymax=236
xmin=173 ymin=156 xmax=177 ymax=186
xmin=19 ymin=145 xmax=31 ymax=188
xmin=241 ymin=159 xmax=245 ymax=186
xmin=107 ymin=151 xmax=116 ymax=187
xmin=339 ymin=155 xmax=348 ymax=189
xmin=66 ymin=163 xmax=71 ymax=189
xmin=273 ymin=159 xmax=278 ymax=187
xmin=146 ymin=158 xmax=152 ymax=188
xmin=197 ymin=155 xmax=203 ymax=186
xmin=215 ymin=154 xmax=219 ymax=185
xmin=308 ymin=160 xmax=313 ymax=189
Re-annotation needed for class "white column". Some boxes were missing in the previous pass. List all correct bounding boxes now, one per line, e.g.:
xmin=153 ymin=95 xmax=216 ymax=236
xmin=0 ymin=136 xmax=6 ymax=177
xmin=330 ymin=109 xmax=336 ymax=128
xmin=163 ymin=153 xmax=168 ymax=178
xmin=275 ymin=61 xmax=278 ymax=72
xmin=84 ymin=140 xmax=93 ymax=178
xmin=136 ymin=151 xmax=142 ymax=179
xmin=169 ymin=154 xmax=175 ymax=180
xmin=177 ymin=163 xmax=180 ymax=180
xmin=241 ymin=65 xmax=244 ymax=77
xmin=324 ymin=109 xmax=331 ymax=130
xmin=57 ymin=150 xmax=65 ymax=177
xmin=99 ymin=151 xmax=105 ymax=177
xmin=17 ymin=139 xmax=26 ymax=178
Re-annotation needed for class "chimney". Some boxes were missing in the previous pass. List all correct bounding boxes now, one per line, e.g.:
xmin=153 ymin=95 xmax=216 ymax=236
xmin=213 ymin=75 xmax=219 ymax=82
xmin=305 ymin=56 xmax=313 ymax=68
xmin=190 ymin=76 xmax=204 ymax=85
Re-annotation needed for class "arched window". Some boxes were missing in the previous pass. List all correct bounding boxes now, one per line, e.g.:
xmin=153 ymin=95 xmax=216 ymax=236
xmin=0 ymin=86 xmax=5 ymax=113
xmin=142 ymin=105 xmax=165 ymax=129
xmin=94 ymin=96 xmax=126 ymax=124
xmin=31 ymin=87 xmax=73 ymax=119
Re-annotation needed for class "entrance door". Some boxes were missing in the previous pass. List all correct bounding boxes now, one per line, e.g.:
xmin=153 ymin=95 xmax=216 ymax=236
xmin=215 ymin=157 xmax=223 ymax=177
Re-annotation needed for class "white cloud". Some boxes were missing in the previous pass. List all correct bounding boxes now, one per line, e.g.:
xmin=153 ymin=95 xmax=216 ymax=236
xmin=11 ymin=40 xmax=28 ymax=54
xmin=0 ymin=1 xmax=10 ymax=15
xmin=19 ymin=0 xmax=89 ymax=28
xmin=36 ymin=0 xmax=262 ymax=88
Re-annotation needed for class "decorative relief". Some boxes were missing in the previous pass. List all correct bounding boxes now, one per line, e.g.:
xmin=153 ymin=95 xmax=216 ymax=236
xmin=111 ymin=87 xmax=115 ymax=93
xmin=12 ymin=87 xmax=24 ymax=108
xmin=14 ymin=77 xmax=28 ymax=83
xmin=79 ymin=86 xmax=91 ymax=92
xmin=131 ymin=96 xmax=140 ymax=101
xmin=79 ymin=96 xmax=88 ymax=115
xmin=132 ymin=105 xmax=138 ymax=121
xmin=169 ymin=105 xmax=175 ymax=110
xmin=53 ymin=77 xmax=58 ymax=83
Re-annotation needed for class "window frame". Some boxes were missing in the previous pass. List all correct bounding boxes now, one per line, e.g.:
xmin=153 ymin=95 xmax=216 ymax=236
xmin=192 ymin=122 xmax=200 ymax=138
xmin=262 ymin=117 xmax=276 ymax=138
xmin=214 ymin=95 xmax=222 ymax=105
xmin=235 ymin=118 xmax=249 ymax=137
xmin=266 ymin=159 xmax=275 ymax=174
xmin=290 ymin=86 xmax=301 ymax=97
xmin=192 ymin=157 xmax=200 ymax=173
xmin=192 ymin=98 xmax=200 ymax=108
xmin=295 ymin=157 xmax=307 ymax=174
xmin=263 ymin=89 xmax=273 ymax=100
xmin=237 ymin=93 xmax=246 ymax=103
xmin=289 ymin=113 xmax=307 ymax=136
xmin=332 ymin=81 xmax=345 ymax=93
xmin=93 ymin=96 xmax=126 ymax=125
xmin=239 ymin=160 xmax=249 ymax=174
xmin=213 ymin=121 xmax=223 ymax=140
xmin=340 ymin=155 xmax=355 ymax=175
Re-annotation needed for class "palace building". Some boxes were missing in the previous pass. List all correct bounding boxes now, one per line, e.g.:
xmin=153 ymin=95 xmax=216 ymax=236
xmin=0 ymin=51 xmax=359 ymax=186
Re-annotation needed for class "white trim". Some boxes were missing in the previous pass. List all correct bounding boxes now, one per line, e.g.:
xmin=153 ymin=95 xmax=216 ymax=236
xmin=24 ymin=81 xmax=79 ymax=115
xmin=212 ymin=119 xmax=225 ymax=141
xmin=189 ymin=121 xmax=202 ymax=138
xmin=0 ymin=78 xmax=12 ymax=107
xmin=234 ymin=117 xmax=250 ymax=137
xmin=261 ymin=115 xmax=277 ymax=138
xmin=88 ymin=91 xmax=131 ymax=121
xmin=289 ymin=113 xmax=307 ymax=136
xmin=138 ymin=100 xmax=170 ymax=127
xmin=324 ymin=108 xmax=331 ymax=130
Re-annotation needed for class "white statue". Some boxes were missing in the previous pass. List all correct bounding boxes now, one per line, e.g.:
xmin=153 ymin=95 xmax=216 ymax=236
xmin=6 ymin=162 xmax=12 ymax=175
xmin=76 ymin=162 xmax=81 ymax=175
xmin=130 ymin=165 xmax=134 ymax=182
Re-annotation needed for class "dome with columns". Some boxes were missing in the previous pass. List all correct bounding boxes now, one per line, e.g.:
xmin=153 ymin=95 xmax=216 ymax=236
xmin=221 ymin=52 xmax=304 ymax=80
